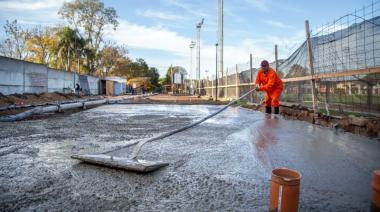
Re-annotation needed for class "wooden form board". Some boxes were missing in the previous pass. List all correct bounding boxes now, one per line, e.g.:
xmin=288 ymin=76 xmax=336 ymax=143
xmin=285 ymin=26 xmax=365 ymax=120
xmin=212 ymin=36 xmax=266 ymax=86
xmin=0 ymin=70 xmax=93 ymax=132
xmin=203 ymin=67 xmax=380 ymax=89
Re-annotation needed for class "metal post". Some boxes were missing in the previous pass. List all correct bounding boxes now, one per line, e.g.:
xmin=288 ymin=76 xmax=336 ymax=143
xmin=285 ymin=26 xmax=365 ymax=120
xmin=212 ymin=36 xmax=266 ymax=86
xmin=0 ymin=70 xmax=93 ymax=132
xmin=250 ymin=53 xmax=253 ymax=102
xmin=170 ymin=64 xmax=174 ymax=94
xmin=215 ymin=43 xmax=218 ymax=101
xmin=305 ymin=20 xmax=318 ymax=113
xmin=236 ymin=64 xmax=239 ymax=99
xmin=189 ymin=41 xmax=195 ymax=95
xmin=367 ymin=75 xmax=373 ymax=110
xmin=225 ymin=68 xmax=228 ymax=99
xmin=218 ymin=0 xmax=224 ymax=97
xmin=275 ymin=44 xmax=279 ymax=72
xmin=197 ymin=27 xmax=200 ymax=96
xmin=325 ymin=81 xmax=331 ymax=104
xmin=211 ymin=76 xmax=214 ymax=98
xmin=196 ymin=18 xmax=204 ymax=97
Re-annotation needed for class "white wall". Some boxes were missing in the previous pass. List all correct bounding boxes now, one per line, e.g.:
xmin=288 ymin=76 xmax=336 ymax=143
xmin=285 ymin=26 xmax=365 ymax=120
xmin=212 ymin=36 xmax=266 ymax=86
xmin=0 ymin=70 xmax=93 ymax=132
xmin=0 ymin=57 xmax=25 ymax=95
xmin=0 ymin=56 xmax=102 ymax=95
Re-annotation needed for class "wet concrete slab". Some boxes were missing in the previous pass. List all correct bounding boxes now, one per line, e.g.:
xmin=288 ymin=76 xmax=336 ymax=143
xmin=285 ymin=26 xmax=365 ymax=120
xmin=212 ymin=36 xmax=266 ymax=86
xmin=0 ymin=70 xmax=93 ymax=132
xmin=0 ymin=104 xmax=379 ymax=211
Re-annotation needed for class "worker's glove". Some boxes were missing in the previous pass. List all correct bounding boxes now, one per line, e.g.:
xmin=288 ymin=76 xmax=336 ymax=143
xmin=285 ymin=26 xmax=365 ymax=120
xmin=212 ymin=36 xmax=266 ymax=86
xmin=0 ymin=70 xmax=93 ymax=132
xmin=254 ymin=85 xmax=261 ymax=92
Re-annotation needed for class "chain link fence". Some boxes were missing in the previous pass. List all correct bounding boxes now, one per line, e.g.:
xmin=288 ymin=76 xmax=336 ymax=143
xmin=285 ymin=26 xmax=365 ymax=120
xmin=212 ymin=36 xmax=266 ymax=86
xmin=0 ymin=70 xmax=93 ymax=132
xmin=201 ymin=1 xmax=380 ymax=116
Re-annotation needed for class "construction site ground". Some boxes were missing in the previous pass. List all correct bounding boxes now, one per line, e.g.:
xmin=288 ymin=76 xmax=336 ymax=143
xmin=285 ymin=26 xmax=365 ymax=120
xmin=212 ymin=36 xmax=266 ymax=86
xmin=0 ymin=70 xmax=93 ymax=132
xmin=0 ymin=96 xmax=379 ymax=211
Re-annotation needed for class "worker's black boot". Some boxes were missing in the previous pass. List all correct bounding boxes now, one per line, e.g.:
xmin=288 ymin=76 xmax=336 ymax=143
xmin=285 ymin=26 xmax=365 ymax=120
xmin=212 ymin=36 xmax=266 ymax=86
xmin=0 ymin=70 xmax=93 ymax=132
xmin=265 ymin=106 xmax=272 ymax=114
xmin=274 ymin=107 xmax=279 ymax=114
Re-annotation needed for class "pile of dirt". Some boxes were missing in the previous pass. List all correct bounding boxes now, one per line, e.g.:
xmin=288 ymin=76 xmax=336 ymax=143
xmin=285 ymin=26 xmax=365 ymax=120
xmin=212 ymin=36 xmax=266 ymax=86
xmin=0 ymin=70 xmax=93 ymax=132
xmin=280 ymin=105 xmax=380 ymax=138
xmin=0 ymin=92 xmax=83 ymax=107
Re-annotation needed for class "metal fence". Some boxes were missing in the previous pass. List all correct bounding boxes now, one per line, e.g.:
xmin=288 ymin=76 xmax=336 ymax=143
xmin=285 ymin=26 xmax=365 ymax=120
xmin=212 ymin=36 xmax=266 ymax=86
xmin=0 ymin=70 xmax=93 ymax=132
xmin=200 ymin=1 xmax=380 ymax=115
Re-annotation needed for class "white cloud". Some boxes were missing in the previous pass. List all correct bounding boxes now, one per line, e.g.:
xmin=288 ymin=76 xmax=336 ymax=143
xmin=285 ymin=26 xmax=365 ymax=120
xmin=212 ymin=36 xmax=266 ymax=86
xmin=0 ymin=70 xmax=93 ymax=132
xmin=0 ymin=0 xmax=69 ymax=25
xmin=244 ymin=0 xmax=269 ymax=12
xmin=105 ymin=20 xmax=191 ymax=57
xmin=0 ymin=0 xmax=306 ymax=79
xmin=161 ymin=0 xmax=209 ymax=18
xmin=0 ymin=0 xmax=67 ymax=11
xmin=264 ymin=20 xmax=293 ymax=29
xmin=105 ymin=19 xmax=283 ymax=78
xmin=136 ymin=9 xmax=182 ymax=21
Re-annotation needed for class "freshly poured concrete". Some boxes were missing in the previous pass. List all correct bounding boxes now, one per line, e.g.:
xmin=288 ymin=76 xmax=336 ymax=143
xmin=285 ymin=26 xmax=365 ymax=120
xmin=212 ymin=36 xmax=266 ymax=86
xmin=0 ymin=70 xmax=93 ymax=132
xmin=0 ymin=104 xmax=379 ymax=211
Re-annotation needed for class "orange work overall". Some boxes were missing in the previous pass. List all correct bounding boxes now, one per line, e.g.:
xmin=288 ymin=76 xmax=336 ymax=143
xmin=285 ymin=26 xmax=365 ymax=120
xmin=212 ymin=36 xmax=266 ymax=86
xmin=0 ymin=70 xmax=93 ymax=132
xmin=255 ymin=67 xmax=283 ymax=107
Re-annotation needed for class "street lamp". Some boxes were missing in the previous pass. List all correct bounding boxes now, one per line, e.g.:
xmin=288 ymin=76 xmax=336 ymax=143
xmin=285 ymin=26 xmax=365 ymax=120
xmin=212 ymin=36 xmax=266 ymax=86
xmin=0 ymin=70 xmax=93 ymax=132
xmin=215 ymin=43 xmax=218 ymax=101
xmin=189 ymin=41 xmax=196 ymax=95
xmin=196 ymin=18 xmax=204 ymax=97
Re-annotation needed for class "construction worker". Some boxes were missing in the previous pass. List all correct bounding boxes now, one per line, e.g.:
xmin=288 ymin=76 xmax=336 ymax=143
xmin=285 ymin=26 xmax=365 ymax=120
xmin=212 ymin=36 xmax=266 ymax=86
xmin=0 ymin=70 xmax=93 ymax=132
xmin=255 ymin=60 xmax=283 ymax=114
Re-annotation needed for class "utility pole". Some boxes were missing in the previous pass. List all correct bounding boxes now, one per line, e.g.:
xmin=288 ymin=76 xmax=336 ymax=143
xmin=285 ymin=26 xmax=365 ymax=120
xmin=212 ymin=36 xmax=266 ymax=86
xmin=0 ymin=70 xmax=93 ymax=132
xmin=250 ymin=53 xmax=253 ymax=102
xmin=196 ymin=18 xmax=204 ymax=97
xmin=189 ymin=41 xmax=196 ymax=95
xmin=218 ymin=0 xmax=224 ymax=100
xmin=236 ymin=64 xmax=239 ymax=99
xmin=225 ymin=68 xmax=228 ymax=99
xmin=215 ymin=43 xmax=218 ymax=101
xmin=305 ymin=20 xmax=318 ymax=114
xmin=205 ymin=70 xmax=209 ymax=91
xmin=275 ymin=44 xmax=279 ymax=72
xmin=170 ymin=64 xmax=174 ymax=94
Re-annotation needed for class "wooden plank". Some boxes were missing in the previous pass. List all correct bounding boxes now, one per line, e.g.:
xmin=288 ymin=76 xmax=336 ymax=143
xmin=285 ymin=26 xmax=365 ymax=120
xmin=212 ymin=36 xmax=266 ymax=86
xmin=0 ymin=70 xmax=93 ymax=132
xmin=282 ymin=66 xmax=380 ymax=82
xmin=203 ymin=66 xmax=380 ymax=89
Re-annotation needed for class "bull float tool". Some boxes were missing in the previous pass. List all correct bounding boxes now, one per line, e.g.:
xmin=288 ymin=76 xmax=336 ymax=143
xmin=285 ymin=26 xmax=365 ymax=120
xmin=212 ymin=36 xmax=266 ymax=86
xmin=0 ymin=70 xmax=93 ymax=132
xmin=71 ymin=88 xmax=261 ymax=173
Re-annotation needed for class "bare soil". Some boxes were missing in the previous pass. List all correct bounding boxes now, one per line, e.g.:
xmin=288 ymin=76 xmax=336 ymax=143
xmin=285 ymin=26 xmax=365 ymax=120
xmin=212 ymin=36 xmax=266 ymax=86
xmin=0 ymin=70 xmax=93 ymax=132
xmin=0 ymin=92 xmax=83 ymax=107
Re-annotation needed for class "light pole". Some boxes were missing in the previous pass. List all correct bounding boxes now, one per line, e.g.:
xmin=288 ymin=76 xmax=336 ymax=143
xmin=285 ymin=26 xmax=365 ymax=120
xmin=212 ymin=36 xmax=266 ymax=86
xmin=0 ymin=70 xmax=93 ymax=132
xmin=215 ymin=43 xmax=218 ymax=101
xmin=196 ymin=18 xmax=204 ymax=97
xmin=170 ymin=64 xmax=174 ymax=94
xmin=205 ymin=70 xmax=209 ymax=94
xmin=218 ymin=0 xmax=224 ymax=92
xmin=189 ymin=41 xmax=196 ymax=95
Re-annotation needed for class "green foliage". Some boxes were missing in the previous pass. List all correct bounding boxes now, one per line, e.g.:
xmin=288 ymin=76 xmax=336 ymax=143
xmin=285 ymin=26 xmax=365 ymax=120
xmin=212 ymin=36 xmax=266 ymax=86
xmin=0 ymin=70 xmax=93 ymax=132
xmin=0 ymin=0 xmax=161 ymax=85
xmin=58 ymin=0 xmax=119 ymax=73
xmin=147 ymin=67 xmax=160 ymax=86
xmin=54 ymin=26 xmax=86 ymax=71
xmin=26 ymin=26 xmax=56 ymax=65
xmin=162 ymin=66 xmax=187 ymax=85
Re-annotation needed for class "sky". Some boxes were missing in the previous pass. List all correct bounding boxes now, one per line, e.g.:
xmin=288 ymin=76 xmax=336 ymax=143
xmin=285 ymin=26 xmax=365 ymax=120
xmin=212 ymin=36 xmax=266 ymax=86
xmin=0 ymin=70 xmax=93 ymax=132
xmin=0 ymin=0 xmax=375 ymax=78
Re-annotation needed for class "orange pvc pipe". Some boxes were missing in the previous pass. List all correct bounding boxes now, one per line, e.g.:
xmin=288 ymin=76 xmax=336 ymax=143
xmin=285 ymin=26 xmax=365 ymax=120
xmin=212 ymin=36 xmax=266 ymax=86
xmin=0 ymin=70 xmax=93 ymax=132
xmin=372 ymin=170 xmax=380 ymax=211
xmin=269 ymin=168 xmax=301 ymax=212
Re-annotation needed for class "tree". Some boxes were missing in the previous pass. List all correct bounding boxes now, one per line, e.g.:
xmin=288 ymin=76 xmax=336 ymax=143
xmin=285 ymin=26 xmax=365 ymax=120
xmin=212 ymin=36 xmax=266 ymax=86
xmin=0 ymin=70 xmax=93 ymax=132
xmin=59 ymin=0 xmax=119 ymax=73
xmin=55 ymin=27 xmax=82 ymax=71
xmin=163 ymin=66 xmax=186 ymax=84
xmin=285 ymin=64 xmax=307 ymax=78
xmin=99 ymin=42 xmax=127 ymax=77
xmin=111 ymin=56 xmax=132 ymax=77
xmin=0 ymin=20 xmax=31 ymax=59
xmin=146 ymin=67 xmax=160 ymax=86
xmin=26 ymin=26 xmax=56 ymax=64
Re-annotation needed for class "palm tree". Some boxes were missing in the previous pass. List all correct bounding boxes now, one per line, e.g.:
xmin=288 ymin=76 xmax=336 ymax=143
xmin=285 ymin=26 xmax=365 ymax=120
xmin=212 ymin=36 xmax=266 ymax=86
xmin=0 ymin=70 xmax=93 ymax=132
xmin=55 ymin=27 xmax=78 ymax=71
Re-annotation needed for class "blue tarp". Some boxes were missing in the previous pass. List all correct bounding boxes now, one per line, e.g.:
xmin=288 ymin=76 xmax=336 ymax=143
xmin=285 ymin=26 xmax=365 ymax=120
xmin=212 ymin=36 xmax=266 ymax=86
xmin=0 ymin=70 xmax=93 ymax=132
xmin=121 ymin=83 xmax=126 ymax=94
xmin=114 ymin=82 xmax=122 ymax=96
